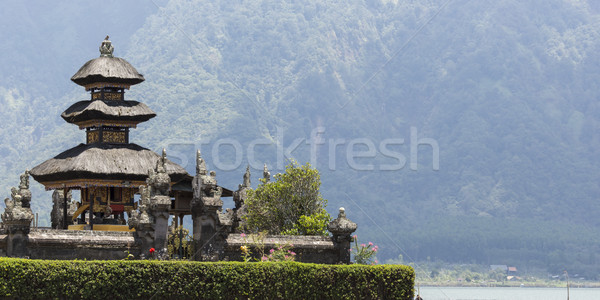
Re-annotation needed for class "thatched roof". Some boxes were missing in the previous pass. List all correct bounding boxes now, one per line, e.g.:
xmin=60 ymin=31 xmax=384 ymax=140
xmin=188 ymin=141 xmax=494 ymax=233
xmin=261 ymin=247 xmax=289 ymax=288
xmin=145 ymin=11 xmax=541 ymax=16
xmin=61 ymin=99 xmax=156 ymax=124
xmin=71 ymin=56 xmax=144 ymax=86
xmin=30 ymin=143 xmax=189 ymax=184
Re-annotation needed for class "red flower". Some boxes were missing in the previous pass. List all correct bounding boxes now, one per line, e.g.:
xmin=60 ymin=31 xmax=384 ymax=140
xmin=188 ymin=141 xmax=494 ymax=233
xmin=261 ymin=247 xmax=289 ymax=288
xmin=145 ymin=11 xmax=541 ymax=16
xmin=149 ymin=248 xmax=156 ymax=253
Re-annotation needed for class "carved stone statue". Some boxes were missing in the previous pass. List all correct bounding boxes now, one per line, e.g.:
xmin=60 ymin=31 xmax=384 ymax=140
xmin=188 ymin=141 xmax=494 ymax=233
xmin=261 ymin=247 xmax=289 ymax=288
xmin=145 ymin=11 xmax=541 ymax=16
xmin=242 ymin=165 xmax=251 ymax=188
xmin=263 ymin=163 xmax=271 ymax=183
xmin=146 ymin=149 xmax=171 ymax=197
xmin=10 ymin=187 xmax=21 ymax=208
xmin=51 ymin=189 xmax=74 ymax=229
xmin=4 ymin=197 xmax=14 ymax=212
xmin=2 ymin=175 xmax=34 ymax=225
xmin=128 ymin=185 xmax=153 ymax=229
xmin=18 ymin=170 xmax=32 ymax=208
xmin=2 ymin=173 xmax=35 ymax=257
xmin=99 ymin=36 xmax=114 ymax=57
xmin=196 ymin=150 xmax=207 ymax=175
xmin=232 ymin=166 xmax=252 ymax=232
xmin=19 ymin=170 xmax=29 ymax=190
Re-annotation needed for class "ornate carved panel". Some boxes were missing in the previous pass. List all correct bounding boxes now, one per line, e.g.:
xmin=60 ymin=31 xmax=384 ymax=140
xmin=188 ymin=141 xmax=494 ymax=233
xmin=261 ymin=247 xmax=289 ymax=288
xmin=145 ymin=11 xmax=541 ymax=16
xmin=91 ymin=91 xmax=124 ymax=101
xmin=87 ymin=131 xmax=99 ymax=143
xmin=102 ymin=131 xmax=126 ymax=143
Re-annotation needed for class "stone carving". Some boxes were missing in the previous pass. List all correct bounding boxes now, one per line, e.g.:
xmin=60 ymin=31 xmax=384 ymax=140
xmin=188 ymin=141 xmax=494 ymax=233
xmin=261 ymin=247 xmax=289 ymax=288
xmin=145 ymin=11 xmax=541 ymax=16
xmin=129 ymin=149 xmax=173 ymax=257
xmin=263 ymin=163 xmax=271 ymax=183
xmin=147 ymin=149 xmax=171 ymax=197
xmin=243 ymin=165 xmax=251 ymax=188
xmin=327 ymin=207 xmax=357 ymax=236
xmin=1 ymin=171 xmax=33 ymax=225
xmin=232 ymin=166 xmax=251 ymax=232
xmin=327 ymin=207 xmax=357 ymax=264
xmin=18 ymin=170 xmax=31 ymax=208
xmin=191 ymin=149 xmax=229 ymax=261
xmin=191 ymin=151 xmax=221 ymax=210
xmin=51 ymin=189 xmax=75 ymax=229
xmin=99 ymin=35 xmax=114 ymax=57
xmin=196 ymin=150 xmax=207 ymax=175
xmin=128 ymin=185 xmax=153 ymax=229
xmin=19 ymin=170 xmax=29 ymax=189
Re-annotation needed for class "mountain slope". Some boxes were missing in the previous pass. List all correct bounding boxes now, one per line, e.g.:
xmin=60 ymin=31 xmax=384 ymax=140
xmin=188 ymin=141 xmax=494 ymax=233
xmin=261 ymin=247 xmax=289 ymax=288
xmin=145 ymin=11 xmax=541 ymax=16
xmin=1 ymin=0 xmax=599 ymax=276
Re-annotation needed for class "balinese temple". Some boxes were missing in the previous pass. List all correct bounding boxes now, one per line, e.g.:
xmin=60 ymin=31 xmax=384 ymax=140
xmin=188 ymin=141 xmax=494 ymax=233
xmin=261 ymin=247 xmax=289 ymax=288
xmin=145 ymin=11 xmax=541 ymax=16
xmin=29 ymin=37 xmax=209 ymax=231
xmin=1 ymin=37 xmax=357 ymax=263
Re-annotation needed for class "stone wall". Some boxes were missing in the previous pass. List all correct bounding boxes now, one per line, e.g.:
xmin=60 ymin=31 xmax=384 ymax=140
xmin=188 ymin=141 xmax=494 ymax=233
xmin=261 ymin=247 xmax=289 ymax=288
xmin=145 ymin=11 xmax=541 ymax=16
xmin=25 ymin=229 xmax=138 ymax=260
xmin=224 ymin=234 xmax=340 ymax=264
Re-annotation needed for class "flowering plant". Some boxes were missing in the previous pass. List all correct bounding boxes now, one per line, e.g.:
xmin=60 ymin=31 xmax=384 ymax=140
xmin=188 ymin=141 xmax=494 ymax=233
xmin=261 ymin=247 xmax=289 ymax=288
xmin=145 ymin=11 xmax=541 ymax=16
xmin=351 ymin=235 xmax=378 ymax=265
xmin=239 ymin=232 xmax=266 ymax=262
xmin=261 ymin=243 xmax=296 ymax=262
xmin=240 ymin=243 xmax=251 ymax=263
xmin=239 ymin=233 xmax=296 ymax=262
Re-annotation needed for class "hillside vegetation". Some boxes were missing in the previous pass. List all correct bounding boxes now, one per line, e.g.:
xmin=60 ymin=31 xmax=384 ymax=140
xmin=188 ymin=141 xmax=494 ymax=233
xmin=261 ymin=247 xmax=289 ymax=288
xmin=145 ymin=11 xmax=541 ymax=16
xmin=1 ymin=0 xmax=600 ymax=277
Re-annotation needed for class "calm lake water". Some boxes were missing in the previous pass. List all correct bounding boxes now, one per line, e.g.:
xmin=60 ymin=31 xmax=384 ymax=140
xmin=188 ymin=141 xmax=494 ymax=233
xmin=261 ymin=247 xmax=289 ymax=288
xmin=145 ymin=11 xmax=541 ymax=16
xmin=418 ymin=286 xmax=600 ymax=300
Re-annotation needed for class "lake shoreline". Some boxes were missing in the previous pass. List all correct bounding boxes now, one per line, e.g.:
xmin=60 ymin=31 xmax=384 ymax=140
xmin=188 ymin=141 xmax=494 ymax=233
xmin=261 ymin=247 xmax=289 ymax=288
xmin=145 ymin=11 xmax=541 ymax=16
xmin=418 ymin=281 xmax=600 ymax=288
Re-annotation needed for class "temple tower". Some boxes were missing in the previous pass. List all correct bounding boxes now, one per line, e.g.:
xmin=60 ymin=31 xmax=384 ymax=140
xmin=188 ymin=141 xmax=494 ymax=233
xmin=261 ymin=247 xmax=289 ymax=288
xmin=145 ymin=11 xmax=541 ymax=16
xmin=30 ymin=37 xmax=188 ymax=230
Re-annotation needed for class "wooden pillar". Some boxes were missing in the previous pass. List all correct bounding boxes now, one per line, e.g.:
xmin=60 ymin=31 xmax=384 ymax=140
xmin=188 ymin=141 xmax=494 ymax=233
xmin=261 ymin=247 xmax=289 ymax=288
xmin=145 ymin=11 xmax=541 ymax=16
xmin=89 ymin=192 xmax=95 ymax=229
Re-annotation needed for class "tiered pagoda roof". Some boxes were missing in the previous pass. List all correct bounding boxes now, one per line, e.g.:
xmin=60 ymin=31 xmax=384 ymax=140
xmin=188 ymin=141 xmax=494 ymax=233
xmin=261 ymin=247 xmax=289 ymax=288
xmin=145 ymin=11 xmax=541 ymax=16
xmin=30 ymin=37 xmax=188 ymax=190
xmin=61 ymin=99 xmax=156 ymax=128
xmin=31 ymin=143 xmax=188 ymax=189
xmin=71 ymin=56 xmax=145 ymax=87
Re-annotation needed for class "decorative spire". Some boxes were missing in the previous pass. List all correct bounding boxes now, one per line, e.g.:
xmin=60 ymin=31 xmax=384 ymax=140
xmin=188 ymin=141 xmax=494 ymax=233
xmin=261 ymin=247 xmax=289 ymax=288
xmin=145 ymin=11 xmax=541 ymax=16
xmin=327 ymin=207 xmax=357 ymax=236
xmin=196 ymin=150 xmax=207 ymax=175
xmin=19 ymin=169 xmax=29 ymax=190
xmin=156 ymin=148 xmax=167 ymax=173
xmin=99 ymin=35 xmax=114 ymax=58
xmin=242 ymin=165 xmax=251 ymax=188
xmin=263 ymin=163 xmax=271 ymax=183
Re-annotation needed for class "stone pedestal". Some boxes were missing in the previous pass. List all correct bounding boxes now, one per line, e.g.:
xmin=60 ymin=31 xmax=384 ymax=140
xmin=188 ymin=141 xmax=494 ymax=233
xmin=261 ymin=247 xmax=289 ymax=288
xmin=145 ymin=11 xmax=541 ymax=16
xmin=191 ymin=191 xmax=225 ymax=261
xmin=150 ymin=195 xmax=171 ymax=254
xmin=327 ymin=207 xmax=357 ymax=264
xmin=134 ymin=223 xmax=155 ymax=257
xmin=2 ymin=171 xmax=35 ymax=258
xmin=4 ymin=218 xmax=32 ymax=257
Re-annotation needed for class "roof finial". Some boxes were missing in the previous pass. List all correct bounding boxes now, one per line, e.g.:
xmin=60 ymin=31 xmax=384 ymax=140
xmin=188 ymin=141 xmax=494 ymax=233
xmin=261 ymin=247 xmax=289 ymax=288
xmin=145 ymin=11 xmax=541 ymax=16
xmin=263 ymin=163 xmax=271 ymax=183
xmin=196 ymin=150 xmax=207 ymax=175
xmin=242 ymin=165 xmax=251 ymax=188
xmin=99 ymin=35 xmax=114 ymax=58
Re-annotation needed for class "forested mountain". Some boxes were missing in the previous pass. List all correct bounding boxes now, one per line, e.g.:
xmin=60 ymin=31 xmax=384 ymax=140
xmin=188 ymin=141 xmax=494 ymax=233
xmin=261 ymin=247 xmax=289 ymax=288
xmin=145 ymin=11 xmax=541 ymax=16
xmin=2 ymin=0 xmax=600 ymax=277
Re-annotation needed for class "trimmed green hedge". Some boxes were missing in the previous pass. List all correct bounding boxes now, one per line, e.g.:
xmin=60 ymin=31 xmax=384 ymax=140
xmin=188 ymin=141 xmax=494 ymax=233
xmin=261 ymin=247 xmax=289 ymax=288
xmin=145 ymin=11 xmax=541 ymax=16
xmin=0 ymin=258 xmax=413 ymax=299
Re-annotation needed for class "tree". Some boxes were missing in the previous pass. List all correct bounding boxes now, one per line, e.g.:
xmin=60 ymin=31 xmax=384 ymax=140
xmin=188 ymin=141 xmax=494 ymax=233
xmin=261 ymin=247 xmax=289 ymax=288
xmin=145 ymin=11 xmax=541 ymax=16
xmin=243 ymin=161 xmax=330 ymax=236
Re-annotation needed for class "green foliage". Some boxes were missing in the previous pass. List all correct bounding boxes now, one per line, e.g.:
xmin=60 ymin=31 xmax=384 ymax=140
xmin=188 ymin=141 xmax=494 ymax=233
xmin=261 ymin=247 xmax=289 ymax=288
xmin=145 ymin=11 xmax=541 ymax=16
xmin=281 ymin=209 xmax=331 ymax=236
xmin=244 ymin=161 xmax=330 ymax=235
xmin=0 ymin=258 xmax=414 ymax=299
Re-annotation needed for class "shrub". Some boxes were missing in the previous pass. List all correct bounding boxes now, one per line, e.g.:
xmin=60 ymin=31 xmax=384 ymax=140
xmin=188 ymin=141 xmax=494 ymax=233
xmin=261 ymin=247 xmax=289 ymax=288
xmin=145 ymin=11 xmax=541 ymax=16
xmin=244 ymin=161 xmax=331 ymax=235
xmin=0 ymin=258 xmax=414 ymax=299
